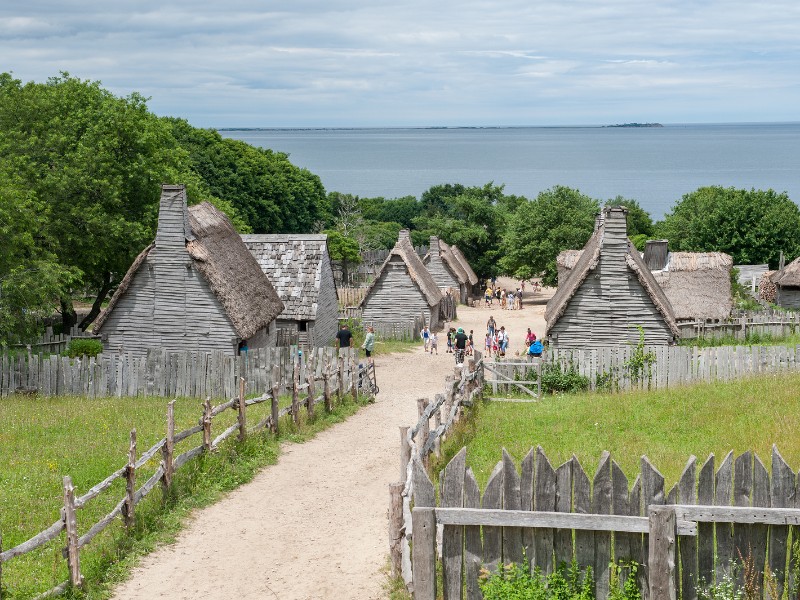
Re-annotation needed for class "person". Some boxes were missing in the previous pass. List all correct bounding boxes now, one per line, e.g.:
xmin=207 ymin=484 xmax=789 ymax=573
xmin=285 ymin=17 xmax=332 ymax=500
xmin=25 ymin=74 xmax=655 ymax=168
xmin=446 ymin=328 xmax=454 ymax=353
xmin=467 ymin=329 xmax=474 ymax=356
xmin=507 ymin=291 xmax=514 ymax=310
xmin=487 ymin=315 xmax=496 ymax=337
xmin=492 ymin=331 xmax=499 ymax=355
xmin=420 ymin=325 xmax=430 ymax=352
xmin=454 ymin=327 xmax=468 ymax=365
xmin=528 ymin=338 xmax=543 ymax=358
xmin=525 ymin=328 xmax=536 ymax=347
xmin=485 ymin=332 xmax=492 ymax=357
xmin=498 ymin=326 xmax=508 ymax=357
xmin=335 ymin=323 xmax=353 ymax=349
xmin=520 ymin=280 xmax=526 ymax=294
xmin=361 ymin=326 xmax=375 ymax=362
xmin=499 ymin=289 xmax=506 ymax=309
xmin=485 ymin=286 xmax=493 ymax=306
xmin=430 ymin=331 xmax=439 ymax=355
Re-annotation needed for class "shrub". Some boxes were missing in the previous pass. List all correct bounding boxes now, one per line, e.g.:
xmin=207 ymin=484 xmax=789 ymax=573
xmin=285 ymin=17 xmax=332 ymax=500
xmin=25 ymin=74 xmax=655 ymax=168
xmin=64 ymin=337 xmax=104 ymax=358
xmin=479 ymin=560 xmax=594 ymax=600
xmin=541 ymin=362 xmax=590 ymax=394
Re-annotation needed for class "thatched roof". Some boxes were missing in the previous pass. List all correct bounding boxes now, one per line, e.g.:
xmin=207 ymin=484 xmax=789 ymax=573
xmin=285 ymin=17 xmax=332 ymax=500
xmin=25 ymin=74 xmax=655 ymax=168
xmin=241 ymin=234 xmax=334 ymax=320
xmin=96 ymin=190 xmax=284 ymax=340
xmin=449 ymin=245 xmax=479 ymax=285
xmin=361 ymin=231 xmax=443 ymax=308
xmin=556 ymin=249 xmax=584 ymax=271
xmin=650 ymin=252 xmax=732 ymax=321
xmin=437 ymin=240 xmax=470 ymax=284
xmin=545 ymin=224 xmax=680 ymax=337
xmin=774 ymin=256 xmax=800 ymax=287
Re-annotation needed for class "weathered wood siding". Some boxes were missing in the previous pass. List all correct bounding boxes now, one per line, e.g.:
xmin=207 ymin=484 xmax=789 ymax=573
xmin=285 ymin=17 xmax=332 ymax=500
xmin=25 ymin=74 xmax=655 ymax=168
xmin=550 ymin=214 xmax=673 ymax=348
xmin=362 ymin=257 xmax=438 ymax=329
xmin=425 ymin=245 xmax=460 ymax=291
xmin=777 ymin=287 xmax=800 ymax=309
xmin=313 ymin=250 xmax=340 ymax=347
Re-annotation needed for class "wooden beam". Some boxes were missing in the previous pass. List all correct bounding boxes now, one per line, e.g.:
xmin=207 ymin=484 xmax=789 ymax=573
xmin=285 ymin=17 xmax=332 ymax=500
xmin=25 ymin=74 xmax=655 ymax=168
xmin=648 ymin=505 xmax=678 ymax=600
xmin=411 ymin=507 xmax=436 ymax=600
xmin=670 ymin=504 xmax=800 ymax=525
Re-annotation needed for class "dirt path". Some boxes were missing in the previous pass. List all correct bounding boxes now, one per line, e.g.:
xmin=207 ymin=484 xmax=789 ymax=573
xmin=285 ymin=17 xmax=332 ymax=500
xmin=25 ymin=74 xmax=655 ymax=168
xmin=111 ymin=286 xmax=552 ymax=600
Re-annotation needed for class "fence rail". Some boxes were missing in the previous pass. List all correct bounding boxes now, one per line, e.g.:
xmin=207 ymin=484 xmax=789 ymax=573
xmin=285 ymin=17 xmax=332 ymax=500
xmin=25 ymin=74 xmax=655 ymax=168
xmin=9 ymin=325 xmax=100 ymax=355
xmin=0 ymin=347 xmax=370 ymax=598
xmin=678 ymin=310 xmax=800 ymax=340
xmin=409 ymin=446 xmax=800 ymax=600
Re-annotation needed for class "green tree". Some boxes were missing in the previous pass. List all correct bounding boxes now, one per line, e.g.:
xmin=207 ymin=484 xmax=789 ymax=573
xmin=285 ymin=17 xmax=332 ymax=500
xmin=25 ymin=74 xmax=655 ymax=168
xmin=324 ymin=229 xmax=361 ymax=284
xmin=606 ymin=196 xmax=654 ymax=243
xmin=500 ymin=186 xmax=600 ymax=285
xmin=655 ymin=186 xmax=800 ymax=267
xmin=359 ymin=195 xmax=421 ymax=229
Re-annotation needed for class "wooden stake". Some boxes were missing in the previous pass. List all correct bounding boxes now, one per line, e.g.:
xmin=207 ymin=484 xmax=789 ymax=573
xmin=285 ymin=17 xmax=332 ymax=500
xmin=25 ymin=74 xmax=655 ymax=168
xmin=291 ymin=360 xmax=300 ymax=425
xmin=237 ymin=376 xmax=247 ymax=442
xmin=338 ymin=353 xmax=345 ymax=400
xmin=417 ymin=398 xmax=430 ymax=466
xmin=63 ymin=476 xmax=83 ymax=588
xmin=123 ymin=429 xmax=136 ymax=529
xmin=202 ymin=398 xmax=212 ymax=451
xmin=306 ymin=352 xmax=316 ymax=420
xmin=389 ymin=482 xmax=404 ymax=578
xmin=649 ymin=505 xmax=678 ymax=600
xmin=412 ymin=507 xmax=437 ymax=600
xmin=271 ymin=363 xmax=281 ymax=435
xmin=162 ymin=400 xmax=175 ymax=493
xmin=399 ymin=426 xmax=410 ymax=482
xmin=323 ymin=370 xmax=332 ymax=413
xmin=351 ymin=349 xmax=359 ymax=402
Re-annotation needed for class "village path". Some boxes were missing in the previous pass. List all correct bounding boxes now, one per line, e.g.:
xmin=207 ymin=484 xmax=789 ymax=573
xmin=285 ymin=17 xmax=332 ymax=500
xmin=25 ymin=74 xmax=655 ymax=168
xmin=111 ymin=283 xmax=552 ymax=600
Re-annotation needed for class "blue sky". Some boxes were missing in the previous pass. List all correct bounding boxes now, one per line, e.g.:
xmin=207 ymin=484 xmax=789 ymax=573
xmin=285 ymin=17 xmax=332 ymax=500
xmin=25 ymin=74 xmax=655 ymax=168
xmin=2 ymin=0 xmax=799 ymax=128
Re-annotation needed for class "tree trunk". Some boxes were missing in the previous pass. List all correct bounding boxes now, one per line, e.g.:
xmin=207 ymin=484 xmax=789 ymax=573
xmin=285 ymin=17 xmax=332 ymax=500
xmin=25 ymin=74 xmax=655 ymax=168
xmin=60 ymin=297 xmax=77 ymax=333
xmin=78 ymin=273 xmax=114 ymax=331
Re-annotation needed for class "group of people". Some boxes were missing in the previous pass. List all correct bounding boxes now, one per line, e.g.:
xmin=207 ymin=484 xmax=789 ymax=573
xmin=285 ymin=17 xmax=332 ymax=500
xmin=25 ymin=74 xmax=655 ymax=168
xmin=484 ymin=315 xmax=509 ymax=357
xmin=483 ymin=279 xmax=539 ymax=310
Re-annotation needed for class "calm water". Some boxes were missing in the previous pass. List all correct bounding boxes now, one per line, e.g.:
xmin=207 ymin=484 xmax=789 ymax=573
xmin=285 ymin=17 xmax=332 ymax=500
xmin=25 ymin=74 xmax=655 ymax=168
xmin=220 ymin=124 xmax=800 ymax=219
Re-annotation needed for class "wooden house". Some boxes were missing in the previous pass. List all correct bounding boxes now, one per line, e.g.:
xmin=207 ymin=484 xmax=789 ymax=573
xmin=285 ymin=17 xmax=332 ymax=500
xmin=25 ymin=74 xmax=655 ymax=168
xmin=423 ymin=236 xmax=470 ymax=303
xmin=360 ymin=230 xmax=443 ymax=329
xmin=95 ymin=184 xmax=284 ymax=357
xmin=772 ymin=256 xmax=800 ymax=309
xmin=545 ymin=207 xmax=679 ymax=348
xmin=241 ymin=234 xmax=339 ymax=348
xmin=449 ymin=244 xmax=479 ymax=299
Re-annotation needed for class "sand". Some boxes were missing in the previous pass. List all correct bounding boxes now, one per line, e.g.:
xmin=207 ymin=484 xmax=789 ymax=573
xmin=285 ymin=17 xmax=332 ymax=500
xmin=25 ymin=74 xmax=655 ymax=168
xmin=111 ymin=282 xmax=553 ymax=600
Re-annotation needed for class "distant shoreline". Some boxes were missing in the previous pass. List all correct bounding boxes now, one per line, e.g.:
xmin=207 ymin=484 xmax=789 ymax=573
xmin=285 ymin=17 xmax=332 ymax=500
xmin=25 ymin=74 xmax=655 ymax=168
xmin=603 ymin=122 xmax=663 ymax=128
xmin=217 ymin=122 xmax=798 ymax=132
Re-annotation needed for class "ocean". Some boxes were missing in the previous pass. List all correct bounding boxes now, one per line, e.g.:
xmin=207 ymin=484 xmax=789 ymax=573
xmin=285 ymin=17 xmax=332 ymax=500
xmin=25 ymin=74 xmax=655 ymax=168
xmin=220 ymin=123 xmax=800 ymax=219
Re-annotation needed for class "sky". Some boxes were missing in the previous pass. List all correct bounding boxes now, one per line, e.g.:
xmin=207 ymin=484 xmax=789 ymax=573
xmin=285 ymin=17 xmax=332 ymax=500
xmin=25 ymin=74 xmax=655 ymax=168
xmin=1 ymin=1 xmax=799 ymax=128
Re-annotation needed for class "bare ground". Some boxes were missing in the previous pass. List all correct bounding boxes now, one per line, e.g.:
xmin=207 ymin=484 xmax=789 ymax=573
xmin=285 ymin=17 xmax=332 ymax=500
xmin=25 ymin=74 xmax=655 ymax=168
xmin=111 ymin=283 xmax=552 ymax=600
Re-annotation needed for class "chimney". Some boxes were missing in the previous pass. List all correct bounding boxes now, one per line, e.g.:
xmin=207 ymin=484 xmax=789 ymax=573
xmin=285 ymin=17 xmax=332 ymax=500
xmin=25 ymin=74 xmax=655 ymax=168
xmin=155 ymin=184 xmax=191 ymax=248
xmin=644 ymin=240 xmax=670 ymax=271
xmin=594 ymin=212 xmax=605 ymax=232
xmin=398 ymin=229 xmax=411 ymax=242
xmin=429 ymin=235 xmax=440 ymax=256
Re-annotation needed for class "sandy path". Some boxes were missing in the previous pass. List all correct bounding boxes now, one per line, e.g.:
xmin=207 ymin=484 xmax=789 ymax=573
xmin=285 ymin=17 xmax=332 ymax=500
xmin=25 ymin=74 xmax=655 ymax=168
xmin=111 ymin=285 xmax=552 ymax=600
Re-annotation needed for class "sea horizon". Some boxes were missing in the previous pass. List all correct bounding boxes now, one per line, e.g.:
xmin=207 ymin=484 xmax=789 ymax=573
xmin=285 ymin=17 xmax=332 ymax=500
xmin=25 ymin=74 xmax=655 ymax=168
xmin=217 ymin=121 xmax=800 ymax=131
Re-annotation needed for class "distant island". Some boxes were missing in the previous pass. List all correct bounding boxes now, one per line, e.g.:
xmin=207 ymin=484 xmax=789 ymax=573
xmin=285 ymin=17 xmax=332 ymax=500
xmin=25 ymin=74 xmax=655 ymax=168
xmin=604 ymin=122 xmax=664 ymax=128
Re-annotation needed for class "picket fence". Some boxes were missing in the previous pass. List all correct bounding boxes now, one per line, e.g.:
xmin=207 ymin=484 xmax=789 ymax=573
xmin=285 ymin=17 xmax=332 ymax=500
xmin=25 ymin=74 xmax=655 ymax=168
xmin=0 ymin=346 xmax=358 ymax=399
xmin=549 ymin=343 xmax=800 ymax=391
xmin=409 ymin=446 xmax=800 ymax=600
xmin=0 ymin=347 xmax=370 ymax=598
xmin=678 ymin=310 xmax=800 ymax=340
xmin=337 ymin=286 xmax=369 ymax=308
xmin=9 ymin=326 xmax=99 ymax=355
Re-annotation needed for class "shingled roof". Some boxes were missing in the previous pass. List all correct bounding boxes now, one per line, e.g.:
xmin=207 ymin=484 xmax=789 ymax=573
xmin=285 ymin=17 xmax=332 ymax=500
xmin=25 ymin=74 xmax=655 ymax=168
xmin=241 ymin=234 xmax=334 ymax=320
xmin=95 ymin=187 xmax=284 ymax=340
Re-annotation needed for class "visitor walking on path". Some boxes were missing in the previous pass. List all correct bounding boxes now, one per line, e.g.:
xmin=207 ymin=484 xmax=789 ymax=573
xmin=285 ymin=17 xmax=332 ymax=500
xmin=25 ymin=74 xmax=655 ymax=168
xmin=487 ymin=315 xmax=496 ymax=336
xmin=430 ymin=332 xmax=439 ymax=355
xmin=420 ymin=325 xmax=430 ymax=352
xmin=454 ymin=327 xmax=468 ymax=365
xmin=336 ymin=323 xmax=353 ymax=349
xmin=361 ymin=326 xmax=375 ymax=363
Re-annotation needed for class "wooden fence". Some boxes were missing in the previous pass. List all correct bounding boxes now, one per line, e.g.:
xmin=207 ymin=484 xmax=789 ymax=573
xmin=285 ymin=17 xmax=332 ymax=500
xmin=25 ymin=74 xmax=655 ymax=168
xmin=485 ymin=358 xmax=542 ymax=399
xmin=0 ymin=346 xmax=354 ymax=399
xmin=549 ymin=343 xmax=800 ymax=391
xmin=678 ymin=310 xmax=800 ymax=340
xmin=388 ymin=352 xmax=486 ymax=589
xmin=0 ymin=347 xmax=370 ymax=598
xmin=409 ymin=446 xmax=800 ymax=600
xmin=9 ymin=325 xmax=100 ymax=355
xmin=337 ymin=286 xmax=369 ymax=308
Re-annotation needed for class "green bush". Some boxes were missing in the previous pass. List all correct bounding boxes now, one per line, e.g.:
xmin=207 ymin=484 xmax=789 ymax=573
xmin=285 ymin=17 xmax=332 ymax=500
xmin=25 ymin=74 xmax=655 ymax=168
xmin=64 ymin=337 xmax=104 ymax=358
xmin=479 ymin=560 xmax=595 ymax=600
xmin=541 ymin=362 xmax=590 ymax=394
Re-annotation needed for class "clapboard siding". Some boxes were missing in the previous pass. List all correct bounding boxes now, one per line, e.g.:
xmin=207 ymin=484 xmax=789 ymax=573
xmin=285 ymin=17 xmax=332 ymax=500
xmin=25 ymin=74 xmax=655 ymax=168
xmin=362 ymin=258 xmax=438 ymax=329
xmin=777 ymin=288 xmax=800 ymax=309
xmin=426 ymin=243 xmax=461 ymax=290
xmin=550 ymin=209 xmax=673 ymax=348
xmin=314 ymin=251 xmax=339 ymax=347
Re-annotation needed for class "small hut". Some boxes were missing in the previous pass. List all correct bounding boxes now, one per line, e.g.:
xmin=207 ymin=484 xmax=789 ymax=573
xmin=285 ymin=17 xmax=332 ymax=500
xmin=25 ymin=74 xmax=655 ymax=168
xmin=449 ymin=245 xmax=479 ymax=299
xmin=423 ymin=236 xmax=470 ymax=303
xmin=360 ymin=230 xmax=443 ymax=329
xmin=648 ymin=247 xmax=733 ymax=322
xmin=241 ymin=234 xmax=339 ymax=348
xmin=95 ymin=185 xmax=284 ymax=357
xmin=545 ymin=207 xmax=679 ymax=348
xmin=772 ymin=257 xmax=800 ymax=308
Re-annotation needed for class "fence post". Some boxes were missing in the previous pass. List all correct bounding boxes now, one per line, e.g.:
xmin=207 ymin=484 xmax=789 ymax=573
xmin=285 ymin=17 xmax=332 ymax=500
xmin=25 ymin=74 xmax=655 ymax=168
xmin=238 ymin=376 xmax=247 ymax=442
xmin=351 ymin=349 xmax=359 ymax=402
xmin=270 ymin=364 xmax=280 ymax=436
xmin=162 ymin=400 xmax=175 ymax=493
xmin=123 ymin=429 xmax=137 ymax=529
xmin=338 ymin=352 xmax=345 ymax=400
xmin=203 ymin=398 xmax=212 ymax=451
xmin=389 ymin=481 xmax=404 ymax=578
xmin=412 ymin=507 xmax=437 ymax=600
xmin=417 ymin=398 xmax=430 ymax=467
xmin=306 ymin=352 xmax=316 ymax=420
xmin=292 ymin=361 xmax=300 ymax=425
xmin=399 ymin=426 xmax=411 ymax=481
xmin=323 ymin=365 xmax=332 ymax=413
xmin=648 ymin=505 xmax=678 ymax=600
xmin=63 ymin=475 xmax=83 ymax=588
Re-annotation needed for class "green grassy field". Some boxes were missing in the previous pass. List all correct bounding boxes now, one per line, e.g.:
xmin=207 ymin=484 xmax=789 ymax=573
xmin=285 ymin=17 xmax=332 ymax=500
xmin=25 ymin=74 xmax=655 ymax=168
xmin=435 ymin=372 xmax=800 ymax=490
xmin=0 ymin=391 xmax=368 ymax=598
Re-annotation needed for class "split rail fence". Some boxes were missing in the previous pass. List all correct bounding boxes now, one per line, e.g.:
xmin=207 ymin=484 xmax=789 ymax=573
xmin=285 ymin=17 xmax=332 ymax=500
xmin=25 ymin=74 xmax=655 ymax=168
xmin=0 ymin=347 xmax=370 ymax=599
xmin=388 ymin=351 xmax=486 ymax=591
xmin=408 ymin=446 xmax=800 ymax=600
xmin=0 ymin=346 xmax=354 ymax=399
xmin=485 ymin=359 xmax=542 ymax=399
xmin=549 ymin=343 xmax=800 ymax=391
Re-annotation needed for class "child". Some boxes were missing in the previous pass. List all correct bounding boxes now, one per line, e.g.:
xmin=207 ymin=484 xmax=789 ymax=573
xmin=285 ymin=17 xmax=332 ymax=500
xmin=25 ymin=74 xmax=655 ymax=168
xmin=430 ymin=332 xmax=438 ymax=355
xmin=447 ymin=328 xmax=454 ymax=353
xmin=485 ymin=332 xmax=492 ymax=357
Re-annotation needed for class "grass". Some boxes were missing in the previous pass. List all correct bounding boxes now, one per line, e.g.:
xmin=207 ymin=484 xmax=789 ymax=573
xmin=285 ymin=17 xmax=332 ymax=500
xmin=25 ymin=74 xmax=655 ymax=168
xmin=679 ymin=332 xmax=800 ymax=348
xmin=436 ymin=372 xmax=800 ymax=491
xmin=0 ymin=390 xmax=370 ymax=598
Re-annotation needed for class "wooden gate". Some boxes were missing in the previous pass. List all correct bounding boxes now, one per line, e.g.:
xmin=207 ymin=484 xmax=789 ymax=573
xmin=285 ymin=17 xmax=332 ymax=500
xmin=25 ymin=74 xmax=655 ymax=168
xmin=484 ymin=359 xmax=541 ymax=399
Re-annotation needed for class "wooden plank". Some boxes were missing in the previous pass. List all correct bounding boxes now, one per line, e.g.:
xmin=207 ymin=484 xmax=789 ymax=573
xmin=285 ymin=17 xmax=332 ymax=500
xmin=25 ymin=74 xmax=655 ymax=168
xmin=770 ymin=446 xmax=794 ymax=599
xmin=413 ymin=457 xmax=435 ymax=508
xmin=715 ymin=451 xmax=734 ymax=580
xmin=612 ymin=460 xmax=631 ymax=563
xmin=501 ymin=450 xmax=523 ymax=566
xmin=573 ymin=456 xmax=594 ymax=576
xmin=641 ymin=456 xmax=665 ymax=599
xmin=678 ymin=456 xmax=698 ymax=600
xmin=593 ymin=451 xmax=613 ymax=599
xmin=464 ymin=468 xmax=482 ymax=600
xmin=534 ymin=446 xmax=556 ymax=574
xmin=520 ymin=448 xmax=535 ymax=567
xmin=649 ymin=506 xmax=678 ymax=600
xmin=441 ymin=448 xmax=466 ymax=600
xmin=751 ymin=453 xmax=769 ymax=583
xmin=63 ymin=475 xmax=83 ymax=587
xmin=733 ymin=451 xmax=752 ymax=582
xmin=555 ymin=459 xmax=574 ymax=567
xmin=412 ymin=507 xmax=437 ymax=600
xmin=482 ymin=461 xmax=504 ymax=573
xmin=696 ymin=454 xmax=715 ymax=589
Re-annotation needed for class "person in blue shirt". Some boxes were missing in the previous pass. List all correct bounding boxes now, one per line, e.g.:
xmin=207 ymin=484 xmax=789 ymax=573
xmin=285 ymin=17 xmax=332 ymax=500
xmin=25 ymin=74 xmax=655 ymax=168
xmin=528 ymin=339 xmax=543 ymax=358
